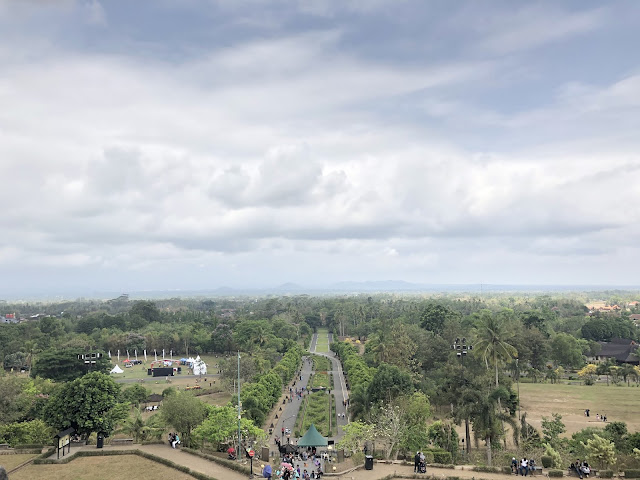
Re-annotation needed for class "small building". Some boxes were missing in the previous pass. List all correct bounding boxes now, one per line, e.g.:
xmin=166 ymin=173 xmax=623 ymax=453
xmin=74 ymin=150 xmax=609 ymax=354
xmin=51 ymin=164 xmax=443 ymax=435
xmin=589 ymin=338 xmax=639 ymax=365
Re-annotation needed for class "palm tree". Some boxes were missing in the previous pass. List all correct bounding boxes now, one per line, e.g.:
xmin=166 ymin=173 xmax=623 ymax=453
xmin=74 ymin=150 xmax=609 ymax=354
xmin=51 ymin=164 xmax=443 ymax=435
xmin=473 ymin=310 xmax=518 ymax=388
xmin=473 ymin=310 xmax=518 ymax=448
xmin=470 ymin=386 xmax=519 ymax=466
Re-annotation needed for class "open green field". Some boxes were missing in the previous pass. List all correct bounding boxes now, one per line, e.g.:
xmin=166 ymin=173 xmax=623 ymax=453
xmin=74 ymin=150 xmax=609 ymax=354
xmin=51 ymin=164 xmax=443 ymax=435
xmin=0 ymin=453 xmax=38 ymax=471
xmin=10 ymin=455 xmax=198 ymax=480
xmin=518 ymin=382 xmax=640 ymax=435
xmin=108 ymin=354 xmax=221 ymax=380
xmin=314 ymin=328 xmax=329 ymax=353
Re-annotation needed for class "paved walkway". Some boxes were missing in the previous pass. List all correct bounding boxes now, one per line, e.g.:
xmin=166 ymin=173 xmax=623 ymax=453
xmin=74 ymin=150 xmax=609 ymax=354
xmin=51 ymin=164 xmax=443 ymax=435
xmin=267 ymin=352 xmax=313 ymax=449
xmin=308 ymin=331 xmax=349 ymax=442
xmin=36 ymin=439 xmax=521 ymax=480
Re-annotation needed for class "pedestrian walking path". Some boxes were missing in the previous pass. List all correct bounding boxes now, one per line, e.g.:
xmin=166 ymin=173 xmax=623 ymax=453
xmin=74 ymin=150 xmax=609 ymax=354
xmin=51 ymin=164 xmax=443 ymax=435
xmin=267 ymin=352 xmax=313 ymax=449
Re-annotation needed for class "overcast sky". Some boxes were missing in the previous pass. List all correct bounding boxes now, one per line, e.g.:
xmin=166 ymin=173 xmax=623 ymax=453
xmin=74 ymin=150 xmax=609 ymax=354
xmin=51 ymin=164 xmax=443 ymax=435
xmin=1 ymin=0 xmax=640 ymax=296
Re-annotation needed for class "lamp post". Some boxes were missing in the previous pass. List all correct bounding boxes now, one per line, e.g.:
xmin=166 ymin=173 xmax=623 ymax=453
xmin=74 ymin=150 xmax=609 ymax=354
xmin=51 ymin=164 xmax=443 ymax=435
xmin=237 ymin=351 xmax=242 ymax=462
xmin=452 ymin=338 xmax=472 ymax=455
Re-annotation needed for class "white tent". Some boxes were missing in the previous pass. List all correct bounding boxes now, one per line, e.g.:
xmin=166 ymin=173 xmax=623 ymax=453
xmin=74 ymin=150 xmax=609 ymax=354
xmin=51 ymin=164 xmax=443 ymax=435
xmin=110 ymin=365 xmax=124 ymax=374
xmin=192 ymin=355 xmax=207 ymax=376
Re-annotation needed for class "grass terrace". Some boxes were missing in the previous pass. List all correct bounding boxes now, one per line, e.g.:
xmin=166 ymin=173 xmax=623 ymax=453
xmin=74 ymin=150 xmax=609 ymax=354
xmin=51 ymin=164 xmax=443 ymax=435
xmin=11 ymin=455 xmax=198 ymax=480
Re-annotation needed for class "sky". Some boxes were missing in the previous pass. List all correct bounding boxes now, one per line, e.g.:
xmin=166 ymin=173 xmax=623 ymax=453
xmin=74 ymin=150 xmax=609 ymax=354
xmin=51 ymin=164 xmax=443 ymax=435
xmin=1 ymin=0 xmax=640 ymax=296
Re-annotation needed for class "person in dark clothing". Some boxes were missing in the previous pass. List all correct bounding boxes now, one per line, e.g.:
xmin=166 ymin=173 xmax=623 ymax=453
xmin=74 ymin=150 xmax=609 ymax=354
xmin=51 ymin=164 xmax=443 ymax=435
xmin=414 ymin=452 xmax=420 ymax=472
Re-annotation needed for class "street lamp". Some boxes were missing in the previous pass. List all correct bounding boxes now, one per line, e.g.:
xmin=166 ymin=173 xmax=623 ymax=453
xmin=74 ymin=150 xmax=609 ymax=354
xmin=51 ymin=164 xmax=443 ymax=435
xmin=452 ymin=337 xmax=472 ymax=364
xmin=452 ymin=338 xmax=472 ymax=456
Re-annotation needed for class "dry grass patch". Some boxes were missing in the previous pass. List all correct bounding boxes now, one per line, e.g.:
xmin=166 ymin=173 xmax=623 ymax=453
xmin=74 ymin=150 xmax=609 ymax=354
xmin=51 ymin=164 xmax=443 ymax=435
xmin=11 ymin=455 xmax=198 ymax=480
xmin=519 ymin=382 xmax=640 ymax=435
xmin=0 ymin=454 xmax=38 ymax=471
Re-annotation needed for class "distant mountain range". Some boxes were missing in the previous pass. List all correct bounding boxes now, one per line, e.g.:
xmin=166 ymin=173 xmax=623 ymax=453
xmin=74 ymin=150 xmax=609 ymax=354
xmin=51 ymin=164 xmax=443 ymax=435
xmin=3 ymin=282 xmax=640 ymax=301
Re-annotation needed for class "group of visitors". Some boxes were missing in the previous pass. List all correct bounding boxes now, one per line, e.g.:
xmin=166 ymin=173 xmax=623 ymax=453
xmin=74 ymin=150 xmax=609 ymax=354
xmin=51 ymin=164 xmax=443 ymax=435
xmin=271 ymin=465 xmax=323 ymax=479
xmin=168 ymin=432 xmax=180 ymax=449
xmin=413 ymin=451 xmax=427 ymax=474
xmin=584 ymin=409 xmax=607 ymax=422
xmin=570 ymin=459 xmax=591 ymax=478
xmin=511 ymin=457 xmax=536 ymax=476
xmin=272 ymin=449 xmax=323 ymax=479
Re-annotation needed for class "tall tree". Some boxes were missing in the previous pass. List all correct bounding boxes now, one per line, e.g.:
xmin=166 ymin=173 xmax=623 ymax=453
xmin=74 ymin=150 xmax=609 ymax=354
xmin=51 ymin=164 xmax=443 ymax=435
xmin=43 ymin=372 xmax=128 ymax=438
xmin=473 ymin=310 xmax=517 ymax=388
xmin=161 ymin=392 xmax=207 ymax=447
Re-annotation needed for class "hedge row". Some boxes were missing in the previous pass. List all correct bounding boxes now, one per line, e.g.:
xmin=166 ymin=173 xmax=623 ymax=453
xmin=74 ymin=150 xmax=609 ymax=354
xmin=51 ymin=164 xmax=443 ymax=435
xmin=473 ymin=465 xmax=503 ymax=473
xmin=330 ymin=341 xmax=372 ymax=391
xmin=625 ymin=470 xmax=640 ymax=478
xmin=241 ymin=344 xmax=303 ymax=425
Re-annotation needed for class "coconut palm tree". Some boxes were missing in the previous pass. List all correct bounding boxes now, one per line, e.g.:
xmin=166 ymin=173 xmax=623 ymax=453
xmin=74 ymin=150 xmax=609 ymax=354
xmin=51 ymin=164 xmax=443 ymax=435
xmin=473 ymin=310 xmax=518 ymax=388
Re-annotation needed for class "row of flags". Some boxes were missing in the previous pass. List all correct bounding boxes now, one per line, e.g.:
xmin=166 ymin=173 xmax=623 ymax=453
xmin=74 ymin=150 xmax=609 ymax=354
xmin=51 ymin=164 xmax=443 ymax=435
xmin=107 ymin=349 xmax=175 ymax=362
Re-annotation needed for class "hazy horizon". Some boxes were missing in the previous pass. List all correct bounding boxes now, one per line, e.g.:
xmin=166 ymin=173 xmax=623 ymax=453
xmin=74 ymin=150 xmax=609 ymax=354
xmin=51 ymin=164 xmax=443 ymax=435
xmin=1 ymin=1 xmax=639 ymax=294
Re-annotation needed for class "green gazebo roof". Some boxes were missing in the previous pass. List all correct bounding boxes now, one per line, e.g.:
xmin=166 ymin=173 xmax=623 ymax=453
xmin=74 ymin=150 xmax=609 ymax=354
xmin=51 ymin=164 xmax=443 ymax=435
xmin=297 ymin=424 xmax=328 ymax=447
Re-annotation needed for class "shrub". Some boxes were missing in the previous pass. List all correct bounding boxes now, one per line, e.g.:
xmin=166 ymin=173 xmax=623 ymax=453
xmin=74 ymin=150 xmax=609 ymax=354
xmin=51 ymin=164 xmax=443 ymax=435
xmin=625 ymin=470 xmax=640 ymax=478
xmin=548 ymin=470 xmax=564 ymax=477
xmin=542 ymin=456 xmax=553 ymax=468
xmin=502 ymin=466 xmax=514 ymax=474
xmin=473 ymin=466 xmax=501 ymax=473
xmin=423 ymin=452 xmax=434 ymax=464
xmin=433 ymin=451 xmax=452 ymax=464
xmin=599 ymin=470 xmax=614 ymax=478
xmin=14 ymin=443 xmax=47 ymax=449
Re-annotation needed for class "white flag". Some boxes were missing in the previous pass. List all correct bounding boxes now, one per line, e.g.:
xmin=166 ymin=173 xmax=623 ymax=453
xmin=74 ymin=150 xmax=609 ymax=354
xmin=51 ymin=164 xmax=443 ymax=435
xmin=108 ymin=350 xmax=111 ymax=358
xmin=162 ymin=349 xmax=165 ymax=359
xmin=117 ymin=350 xmax=120 ymax=362
xmin=135 ymin=349 xmax=138 ymax=360
xmin=144 ymin=349 xmax=147 ymax=361
xmin=170 ymin=349 xmax=173 ymax=359
xmin=127 ymin=350 xmax=130 ymax=360
xmin=155 ymin=350 xmax=158 ymax=361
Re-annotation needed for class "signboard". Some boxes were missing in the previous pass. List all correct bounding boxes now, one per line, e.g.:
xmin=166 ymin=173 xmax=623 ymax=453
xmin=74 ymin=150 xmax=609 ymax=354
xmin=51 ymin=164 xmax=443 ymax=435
xmin=249 ymin=450 xmax=255 ymax=458
xmin=58 ymin=434 xmax=70 ymax=450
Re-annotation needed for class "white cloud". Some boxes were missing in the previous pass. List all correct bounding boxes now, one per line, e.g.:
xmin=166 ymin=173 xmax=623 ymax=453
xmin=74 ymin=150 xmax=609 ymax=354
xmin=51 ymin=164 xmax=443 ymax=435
xmin=83 ymin=0 xmax=106 ymax=26
xmin=0 ymin=2 xmax=639 ymax=291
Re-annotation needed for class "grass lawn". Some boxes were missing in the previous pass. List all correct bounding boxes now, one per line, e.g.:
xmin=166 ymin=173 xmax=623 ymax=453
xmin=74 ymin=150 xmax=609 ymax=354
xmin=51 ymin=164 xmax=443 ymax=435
xmin=11 ymin=455 xmax=198 ymax=480
xmin=0 ymin=454 xmax=38 ymax=471
xmin=310 ymin=371 xmax=330 ymax=389
xmin=315 ymin=328 xmax=330 ymax=353
xmin=312 ymin=355 xmax=331 ymax=372
xmin=518 ymin=382 xmax=640 ymax=435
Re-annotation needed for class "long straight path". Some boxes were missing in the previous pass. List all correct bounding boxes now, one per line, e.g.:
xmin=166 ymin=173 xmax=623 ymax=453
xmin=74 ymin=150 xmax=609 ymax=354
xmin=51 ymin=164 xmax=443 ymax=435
xmin=267 ymin=351 xmax=313 ymax=449
xmin=309 ymin=330 xmax=349 ymax=443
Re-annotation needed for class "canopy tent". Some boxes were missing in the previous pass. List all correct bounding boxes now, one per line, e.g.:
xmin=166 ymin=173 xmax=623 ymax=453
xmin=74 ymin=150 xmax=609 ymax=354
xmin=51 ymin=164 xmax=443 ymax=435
xmin=296 ymin=424 xmax=328 ymax=447
xmin=192 ymin=355 xmax=207 ymax=375
xmin=110 ymin=365 xmax=123 ymax=374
